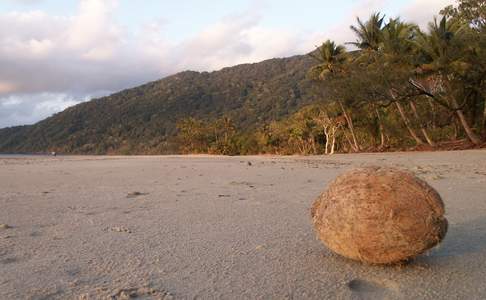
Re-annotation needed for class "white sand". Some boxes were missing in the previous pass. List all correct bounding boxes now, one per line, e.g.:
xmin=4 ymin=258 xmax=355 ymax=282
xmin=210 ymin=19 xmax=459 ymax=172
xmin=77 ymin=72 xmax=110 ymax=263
xmin=1 ymin=150 xmax=486 ymax=299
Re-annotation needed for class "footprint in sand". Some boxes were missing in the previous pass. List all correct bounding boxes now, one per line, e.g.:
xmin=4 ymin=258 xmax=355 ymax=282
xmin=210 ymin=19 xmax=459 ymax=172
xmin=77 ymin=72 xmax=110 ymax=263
xmin=347 ymin=278 xmax=398 ymax=300
xmin=80 ymin=286 xmax=174 ymax=300
xmin=1 ymin=257 xmax=18 ymax=265
xmin=127 ymin=192 xmax=149 ymax=199
xmin=29 ymin=231 xmax=42 ymax=237
xmin=112 ymin=287 xmax=173 ymax=300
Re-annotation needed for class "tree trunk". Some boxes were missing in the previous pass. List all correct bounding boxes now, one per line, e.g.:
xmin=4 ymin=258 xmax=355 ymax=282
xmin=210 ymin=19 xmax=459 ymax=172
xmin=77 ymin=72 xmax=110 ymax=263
xmin=451 ymin=97 xmax=481 ymax=145
xmin=375 ymin=108 xmax=386 ymax=149
xmin=330 ymin=127 xmax=337 ymax=155
xmin=442 ymin=79 xmax=482 ymax=145
xmin=323 ymin=125 xmax=329 ymax=155
xmin=299 ymin=140 xmax=306 ymax=155
xmin=338 ymin=100 xmax=360 ymax=152
xmin=409 ymin=78 xmax=482 ymax=144
xmin=483 ymin=98 xmax=486 ymax=135
xmin=427 ymin=98 xmax=437 ymax=129
xmin=452 ymin=119 xmax=458 ymax=140
xmin=394 ymin=101 xmax=425 ymax=145
xmin=342 ymin=131 xmax=354 ymax=153
xmin=409 ymin=101 xmax=435 ymax=147
xmin=324 ymin=129 xmax=330 ymax=155
xmin=310 ymin=135 xmax=317 ymax=155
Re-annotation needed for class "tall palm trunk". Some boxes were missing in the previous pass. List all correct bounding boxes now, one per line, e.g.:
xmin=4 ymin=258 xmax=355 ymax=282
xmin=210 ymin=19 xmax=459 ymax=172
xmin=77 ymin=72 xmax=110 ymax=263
xmin=451 ymin=97 xmax=481 ymax=145
xmin=338 ymin=100 xmax=360 ymax=152
xmin=342 ymin=131 xmax=355 ymax=153
xmin=409 ymin=101 xmax=435 ymax=147
xmin=389 ymin=89 xmax=424 ymax=145
xmin=394 ymin=101 xmax=425 ymax=145
xmin=443 ymin=80 xmax=481 ymax=145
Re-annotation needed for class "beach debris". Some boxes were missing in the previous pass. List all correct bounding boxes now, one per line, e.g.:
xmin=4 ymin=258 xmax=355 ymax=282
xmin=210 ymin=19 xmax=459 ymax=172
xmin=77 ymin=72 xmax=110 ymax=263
xmin=218 ymin=194 xmax=231 ymax=198
xmin=247 ymin=161 xmax=252 ymax=166
xmin=110 ymin=226 xmax=132 ymax=233
xmin=0 ymin=224 xmax=11 ymax=230
xmin=255 ymin=245 xmax=265 ymax=251
xmin=311 ymin=166 xmax=448 ymax=264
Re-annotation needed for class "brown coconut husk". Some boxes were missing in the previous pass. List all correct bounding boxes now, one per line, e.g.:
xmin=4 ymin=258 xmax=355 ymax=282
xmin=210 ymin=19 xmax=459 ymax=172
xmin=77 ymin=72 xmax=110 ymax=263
xmin=311 ymin=166 xmax=448 ymax=265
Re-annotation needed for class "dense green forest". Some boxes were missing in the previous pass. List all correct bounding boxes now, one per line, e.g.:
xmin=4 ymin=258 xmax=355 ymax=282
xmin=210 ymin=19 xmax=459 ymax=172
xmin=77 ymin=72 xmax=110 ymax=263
xmin=0 ymin=0 xmax=485 ymax=155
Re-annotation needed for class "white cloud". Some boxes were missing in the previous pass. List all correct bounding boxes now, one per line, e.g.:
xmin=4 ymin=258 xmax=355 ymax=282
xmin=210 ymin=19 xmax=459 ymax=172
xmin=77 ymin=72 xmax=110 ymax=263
xmin=66 ymin=0 xmax=120 ymax=60
xmin=0 ymin=93 xmax=88 ymax=128
xmin=0 ymin=5 xmax=311 ymax=97
xmin=401 ymin=0 xmax=455 ymax=28
xmin=0 ymin=0 xmax=457 ymax=128
xmin=171 ymin=13 xmax=308 ymax=71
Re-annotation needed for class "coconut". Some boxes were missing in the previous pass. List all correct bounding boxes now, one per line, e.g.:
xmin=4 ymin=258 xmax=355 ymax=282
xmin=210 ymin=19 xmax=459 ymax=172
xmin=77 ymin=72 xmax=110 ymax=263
xmin=311 ymin=166 xmax=448 ymax=264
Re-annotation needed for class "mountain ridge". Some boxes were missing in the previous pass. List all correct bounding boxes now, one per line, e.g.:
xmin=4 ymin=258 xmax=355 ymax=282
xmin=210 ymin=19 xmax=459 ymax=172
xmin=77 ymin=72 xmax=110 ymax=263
xmin=0 ymin=53 xmax=320 ymax=154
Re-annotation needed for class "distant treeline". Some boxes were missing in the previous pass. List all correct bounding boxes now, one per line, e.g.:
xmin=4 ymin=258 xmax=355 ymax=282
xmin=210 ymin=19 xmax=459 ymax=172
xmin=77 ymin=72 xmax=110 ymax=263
xmin=176 ymin=0 xmax=486 ymax=155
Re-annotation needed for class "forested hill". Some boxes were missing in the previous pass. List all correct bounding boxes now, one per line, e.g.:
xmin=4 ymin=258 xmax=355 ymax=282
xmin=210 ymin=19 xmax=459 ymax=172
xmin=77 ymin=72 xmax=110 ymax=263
xmin=0 ymin=54 xmax=318 ymax=154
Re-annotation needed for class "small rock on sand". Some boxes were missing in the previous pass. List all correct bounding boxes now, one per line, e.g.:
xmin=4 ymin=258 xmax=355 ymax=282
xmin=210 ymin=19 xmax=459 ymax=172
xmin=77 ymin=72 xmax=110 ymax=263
xmin=0 ymin=224 xmax=11 ymax=230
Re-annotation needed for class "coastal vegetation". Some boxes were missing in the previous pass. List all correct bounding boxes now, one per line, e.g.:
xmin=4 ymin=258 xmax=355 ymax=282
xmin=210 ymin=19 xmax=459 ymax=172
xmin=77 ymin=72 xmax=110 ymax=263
xmin=0 ymin=0 xmax=484 ymax=155
xmin=177 ymin=0 xmax=486 ymax=155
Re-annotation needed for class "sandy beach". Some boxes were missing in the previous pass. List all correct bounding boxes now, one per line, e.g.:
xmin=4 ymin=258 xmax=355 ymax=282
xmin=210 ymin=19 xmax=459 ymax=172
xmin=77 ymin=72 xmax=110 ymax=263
xmin=1 ymin=150 xmax=486 ymax=299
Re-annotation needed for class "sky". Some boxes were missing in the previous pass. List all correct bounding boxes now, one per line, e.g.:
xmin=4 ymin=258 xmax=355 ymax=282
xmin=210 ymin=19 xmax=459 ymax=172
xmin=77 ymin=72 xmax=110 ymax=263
xmin=0 ymin=0 xmax=455 ymax=128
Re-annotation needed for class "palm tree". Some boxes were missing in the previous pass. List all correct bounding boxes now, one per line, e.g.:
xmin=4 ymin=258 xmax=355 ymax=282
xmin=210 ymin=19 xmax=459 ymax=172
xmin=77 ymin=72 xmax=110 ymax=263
xmin=413 ymin=16 xmax=468 ymax=73
xmin=379 ymin=19 xmax=436 ymax=146
xmin=309 ymin=40 xmax=347 ymax=79
xmin=381 ymin=18 xmax=418 ymax=58
xmin=348 ymin=13 xmax=385 ymax=51
xmin=309 ymin=40 xmax=361 ymax=152
xmin=411 ymin=16 xmax=482 ymax=145
xmin=348 ymin=15 xmax=429 ymax=146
